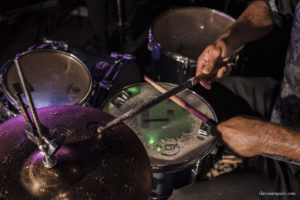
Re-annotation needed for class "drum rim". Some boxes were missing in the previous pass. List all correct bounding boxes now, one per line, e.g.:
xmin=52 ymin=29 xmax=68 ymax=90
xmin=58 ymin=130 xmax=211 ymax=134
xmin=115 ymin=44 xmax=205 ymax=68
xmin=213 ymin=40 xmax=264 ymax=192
xmin=1 ymin=49 xmax=93 ymax=108
xmin=101 ymin=81 xmax=219 ymax=172
xmin=148 ymin=7 xmax=236 ymax=64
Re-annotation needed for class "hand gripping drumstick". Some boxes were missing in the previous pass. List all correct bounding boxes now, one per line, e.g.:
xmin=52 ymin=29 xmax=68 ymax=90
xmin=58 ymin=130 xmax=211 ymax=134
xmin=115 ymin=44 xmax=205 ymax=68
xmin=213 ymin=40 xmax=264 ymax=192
xmin=143 ymin=77 xmax=300 ymax=166
xmin=98 ymin=73 xmax=300 ymax=166
xmin=97 ymin=73 xmax=213 ymax=137
xmin=144 ymin=75 xmax=217 ymax=127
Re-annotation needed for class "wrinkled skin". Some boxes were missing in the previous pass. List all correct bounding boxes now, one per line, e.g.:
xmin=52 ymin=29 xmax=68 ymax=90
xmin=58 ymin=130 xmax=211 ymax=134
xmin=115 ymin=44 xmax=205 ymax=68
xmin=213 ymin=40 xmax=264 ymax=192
xmin=213 ymin=116 xmax=265 ymax=157
xmin=196 ymin=40 xmax=232 ymax=90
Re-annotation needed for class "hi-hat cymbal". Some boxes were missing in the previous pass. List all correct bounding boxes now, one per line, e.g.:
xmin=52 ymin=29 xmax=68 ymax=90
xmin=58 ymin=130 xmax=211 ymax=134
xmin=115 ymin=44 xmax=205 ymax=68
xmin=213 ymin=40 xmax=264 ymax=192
xmin=0 ymin=105 xmax=151 ymax=200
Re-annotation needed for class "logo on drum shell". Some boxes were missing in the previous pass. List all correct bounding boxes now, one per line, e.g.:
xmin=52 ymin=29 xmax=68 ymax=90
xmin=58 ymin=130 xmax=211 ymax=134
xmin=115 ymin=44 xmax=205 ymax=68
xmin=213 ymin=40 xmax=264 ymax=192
xmin=156 ymin=139 xmax=180 ymax=156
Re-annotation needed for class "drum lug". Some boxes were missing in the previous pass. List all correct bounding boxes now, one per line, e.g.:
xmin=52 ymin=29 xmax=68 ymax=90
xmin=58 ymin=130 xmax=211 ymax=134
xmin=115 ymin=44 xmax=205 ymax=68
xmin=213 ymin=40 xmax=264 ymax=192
xmin=98 ymin=81 xmax=112 ymax=90
xmin=183 ymin=59 xmax=189 ymax=75
xmin=42 ymin=38 xmax=69 ymax=51
xmin=147 ymin=29 xmax=154 ymax=51
xmin=192 ymin=159 xmax=202 ymax=175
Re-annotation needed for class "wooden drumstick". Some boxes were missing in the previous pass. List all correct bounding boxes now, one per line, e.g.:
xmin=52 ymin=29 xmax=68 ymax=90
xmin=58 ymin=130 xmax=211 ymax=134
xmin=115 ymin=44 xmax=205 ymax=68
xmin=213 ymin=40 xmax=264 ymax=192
xmin=97 ymin=73 xmax=214 ymax=137
xmin=145 ymin=79 xmax=300 ymax=166
xmin=144 ymin=75 xmax=217 ymax=127
xmin=142 ymin=79 xmax=300 ymax=166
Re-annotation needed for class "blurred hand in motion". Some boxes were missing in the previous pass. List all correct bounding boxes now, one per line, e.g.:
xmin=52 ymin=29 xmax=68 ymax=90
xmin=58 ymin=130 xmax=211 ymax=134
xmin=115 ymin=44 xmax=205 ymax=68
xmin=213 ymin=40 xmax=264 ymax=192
xmin=196 ymin=39 xmax=233 ymax=90
xmin=213 ymin=116 xmax=265 ymax=157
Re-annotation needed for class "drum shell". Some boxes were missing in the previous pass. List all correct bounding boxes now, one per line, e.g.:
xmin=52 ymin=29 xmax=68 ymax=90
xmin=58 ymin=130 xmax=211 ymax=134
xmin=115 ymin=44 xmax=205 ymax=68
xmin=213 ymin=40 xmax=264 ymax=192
xmin=1 ymin=49 xmax=93 ymax=109
xmin=75 ymin=50 xmax=143 ymax=108
xmin=151 ymin=165 xmax=196 ymax=198
xmin=148 ymin=7 xmax=236 ymax=84
xmin=102 ymin=82 xmax=218 ymax=172
xmin=149 ymin=45 xmax=196 ymax=84
xmin=102 ymin=82 xmax=218 ymax=198
xmin=67 ymin=47 xmax=143 ymax=97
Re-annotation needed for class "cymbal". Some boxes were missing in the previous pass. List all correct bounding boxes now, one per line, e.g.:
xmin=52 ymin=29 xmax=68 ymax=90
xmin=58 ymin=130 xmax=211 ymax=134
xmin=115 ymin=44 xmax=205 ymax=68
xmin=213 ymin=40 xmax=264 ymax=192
xmin=0 ymin=105 xmax=151 ymax=200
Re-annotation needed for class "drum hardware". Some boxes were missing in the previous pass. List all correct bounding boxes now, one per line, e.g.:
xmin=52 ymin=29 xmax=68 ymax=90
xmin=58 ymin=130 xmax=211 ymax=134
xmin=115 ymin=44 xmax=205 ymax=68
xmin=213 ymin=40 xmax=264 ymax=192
xmin=43 ymin=38 xmax=68 ymax=50
xmin=116 ymin=0 xmax=124 ymax=52
xmin=28 ymin=38 xmax=69 ymax=51
xmin=183 ymin=58 xmax=189 ymax=75
xmin=191 ymin=160 xmax=202 ymax=175
xmin=148 ymin=31 xmax=195 ymax=68
xmin=97 ymin=72 xmax=215 ymax=135
xmin=148 ymin=7 xmax=237 ymax=84
xmin=0 ymin=99 xmax=18 ymax=119
xmin=91 ymin=54 xmax=135 ymax=108
xmin=110 ymin=51 xmax=136 ymax=60
xmin=13 ymin=58 xmax=64 ymax=168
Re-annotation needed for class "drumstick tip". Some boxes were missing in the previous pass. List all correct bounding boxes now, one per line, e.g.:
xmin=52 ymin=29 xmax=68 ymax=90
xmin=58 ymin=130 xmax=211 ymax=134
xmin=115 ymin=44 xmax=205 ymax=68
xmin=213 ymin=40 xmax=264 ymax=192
xmin=97 ymin=127 xmax=105 ymax=138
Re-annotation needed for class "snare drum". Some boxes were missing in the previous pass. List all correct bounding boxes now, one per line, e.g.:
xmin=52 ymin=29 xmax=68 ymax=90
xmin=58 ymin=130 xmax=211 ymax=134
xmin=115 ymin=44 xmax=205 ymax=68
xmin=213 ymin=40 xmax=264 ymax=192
xmin=1 ymin=49 xmax=92 ymax=110
xmin=148 ymin=7 xmax=236 ymax=83
xmin=102 ymin=82 xmax=218 ymax=198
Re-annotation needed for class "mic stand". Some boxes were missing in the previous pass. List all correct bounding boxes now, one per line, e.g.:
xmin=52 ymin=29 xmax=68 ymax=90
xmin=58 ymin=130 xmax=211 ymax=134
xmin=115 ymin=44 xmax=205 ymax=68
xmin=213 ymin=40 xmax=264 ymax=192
xmin=13 ymin=58 xmax=64 ymax=168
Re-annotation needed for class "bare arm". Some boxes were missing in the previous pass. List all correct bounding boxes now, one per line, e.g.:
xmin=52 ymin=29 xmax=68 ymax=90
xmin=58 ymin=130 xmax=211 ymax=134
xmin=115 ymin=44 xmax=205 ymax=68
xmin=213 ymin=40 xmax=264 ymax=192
xmin=217 ymin=116 xmax=300 ymax=162
xmin=197 ymin=0 xmax=275 ymax=89
xmin=219 ymin=0 xmax=275 ymax=53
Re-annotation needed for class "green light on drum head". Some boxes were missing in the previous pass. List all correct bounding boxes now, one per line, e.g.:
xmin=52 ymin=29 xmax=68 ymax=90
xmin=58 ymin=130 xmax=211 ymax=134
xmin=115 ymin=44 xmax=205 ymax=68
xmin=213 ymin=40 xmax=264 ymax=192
xmin=156 ymin=146 xmax=163 ymax=153
xmin=127 ymin=86 xmax=140 ymax=95
xmin=148 ymin=137 xmax=155 ymax=145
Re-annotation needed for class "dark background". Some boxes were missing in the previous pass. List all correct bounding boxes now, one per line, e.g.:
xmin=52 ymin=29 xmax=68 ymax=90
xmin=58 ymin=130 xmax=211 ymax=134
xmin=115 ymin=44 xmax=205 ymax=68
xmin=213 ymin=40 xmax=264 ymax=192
xmin=0 ymin=0 xmax=292 ymax=81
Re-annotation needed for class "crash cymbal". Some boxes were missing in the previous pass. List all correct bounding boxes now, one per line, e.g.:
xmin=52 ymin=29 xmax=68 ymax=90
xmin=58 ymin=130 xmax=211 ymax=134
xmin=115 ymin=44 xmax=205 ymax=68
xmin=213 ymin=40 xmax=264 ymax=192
xmin=0 ymin=105 xmax=151 ymax=200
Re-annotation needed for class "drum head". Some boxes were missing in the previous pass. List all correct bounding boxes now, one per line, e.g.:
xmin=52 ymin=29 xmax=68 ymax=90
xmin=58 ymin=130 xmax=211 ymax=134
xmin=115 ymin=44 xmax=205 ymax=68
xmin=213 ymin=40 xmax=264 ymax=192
xmin=151 ymin=7 xmax=235 ymax=61
xmin=102 ymin=83 xmax=218 ymax=171
xmin=2 ymin=49 xmax=92 ymax=108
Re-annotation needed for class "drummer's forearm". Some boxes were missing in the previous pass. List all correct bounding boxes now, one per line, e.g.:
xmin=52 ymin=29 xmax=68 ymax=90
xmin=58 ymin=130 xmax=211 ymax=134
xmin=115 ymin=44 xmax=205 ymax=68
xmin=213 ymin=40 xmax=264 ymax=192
xmin=218 ymin=0 xmax=275 ymax=53
xmin=259 ymin=122 xmax=300 ymax=162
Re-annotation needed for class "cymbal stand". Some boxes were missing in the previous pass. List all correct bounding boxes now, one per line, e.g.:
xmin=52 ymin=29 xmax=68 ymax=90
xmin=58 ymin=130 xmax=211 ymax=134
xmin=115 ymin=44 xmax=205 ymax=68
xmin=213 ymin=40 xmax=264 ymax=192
xmin=116 ymin=0 xmax=124 ymax=52
xmin=13 ymin=58 xmax=64 ymax=168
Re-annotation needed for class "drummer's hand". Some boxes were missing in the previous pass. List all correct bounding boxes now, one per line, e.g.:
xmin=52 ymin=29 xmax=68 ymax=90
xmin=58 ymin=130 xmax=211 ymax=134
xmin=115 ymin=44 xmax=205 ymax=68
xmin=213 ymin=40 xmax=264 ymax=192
xmin=214 ymin=116 xmax=264 ymax=157
xmin=196 ymin=39 xmax=232 ymax=90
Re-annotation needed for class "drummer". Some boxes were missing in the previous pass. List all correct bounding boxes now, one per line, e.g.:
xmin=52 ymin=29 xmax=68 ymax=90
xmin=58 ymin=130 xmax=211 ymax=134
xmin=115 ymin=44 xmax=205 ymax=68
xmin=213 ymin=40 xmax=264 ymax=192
xmin=170 ymin=0 xmax=300 ymax=199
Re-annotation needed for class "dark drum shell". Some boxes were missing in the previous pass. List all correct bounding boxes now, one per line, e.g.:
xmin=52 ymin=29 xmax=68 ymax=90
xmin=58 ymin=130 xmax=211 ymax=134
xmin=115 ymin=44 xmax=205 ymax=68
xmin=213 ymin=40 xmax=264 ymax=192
xmin=148 ymin=7 xmax=235 ymax=83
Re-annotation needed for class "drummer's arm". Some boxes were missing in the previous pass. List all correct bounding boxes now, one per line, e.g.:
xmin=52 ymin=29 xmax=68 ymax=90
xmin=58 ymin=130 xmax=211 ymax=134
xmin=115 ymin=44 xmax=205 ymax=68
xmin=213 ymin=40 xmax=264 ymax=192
xmin=262 ymin=124 xmax=300 ymax=162
xmin=218 ymin=0 xmax=275 ymax=54
xmin=197 ymin=0 xmax=275 ymax=89
xmin=217 ymin=116 xmax=300 ymax=162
